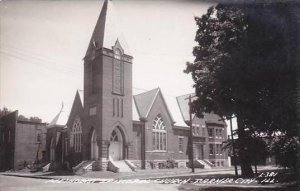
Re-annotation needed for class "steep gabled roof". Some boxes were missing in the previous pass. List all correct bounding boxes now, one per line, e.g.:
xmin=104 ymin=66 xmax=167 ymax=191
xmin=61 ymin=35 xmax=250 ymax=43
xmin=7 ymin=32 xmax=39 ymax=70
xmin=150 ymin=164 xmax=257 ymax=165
xmin=133 ymin=88 xmax=159 ymax=119
xmin=47 ymin=104 xmax=68 ymax=128
xmin=176 ymin=93 xmax=225 ymax=126
xmin=132 ymin=97 xmax=140 ymax=121
xmin=85 ymin=0 xmax=129 ymax=58
xmin=77 ymin=89 xmax=84 ymax=107
xmin=48 ymin=90 xmax=83 ymax=128
xmin=176 ymin=93 xmax=196 ymax=122
xmin=164 ymin=95 xmax=188 ymax=127
xmin=133 ymin=87 xmax=177 ymax=124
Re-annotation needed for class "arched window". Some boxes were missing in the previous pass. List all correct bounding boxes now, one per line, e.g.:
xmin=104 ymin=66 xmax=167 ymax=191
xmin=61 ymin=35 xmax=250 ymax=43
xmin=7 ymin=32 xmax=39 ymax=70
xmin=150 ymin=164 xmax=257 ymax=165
xmin=110 ymin=130 xmax=119 ymax=141
xmin=114 ymin=48 xmax=122 ymax=60
xmin=70 ymin=117 xmax=82 ymax=152
xmin=152 ymin=115 xmax=167 ymax=151
xmin=113 ymin=48 xmax=124 ymax=95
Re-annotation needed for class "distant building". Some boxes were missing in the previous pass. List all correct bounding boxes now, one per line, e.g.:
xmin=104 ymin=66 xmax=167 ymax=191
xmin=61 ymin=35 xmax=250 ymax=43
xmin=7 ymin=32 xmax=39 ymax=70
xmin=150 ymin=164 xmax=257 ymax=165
xmin=46 ymin=0 xmax=228 ymax=172
xmin=0 ymin=111 xmax=47 ymax=171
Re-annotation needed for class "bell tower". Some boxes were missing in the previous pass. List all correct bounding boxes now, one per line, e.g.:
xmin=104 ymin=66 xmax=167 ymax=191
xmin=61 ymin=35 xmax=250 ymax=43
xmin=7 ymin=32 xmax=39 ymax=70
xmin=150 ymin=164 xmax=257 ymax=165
xmin=83 ymin=0 xmax=133 ymax=169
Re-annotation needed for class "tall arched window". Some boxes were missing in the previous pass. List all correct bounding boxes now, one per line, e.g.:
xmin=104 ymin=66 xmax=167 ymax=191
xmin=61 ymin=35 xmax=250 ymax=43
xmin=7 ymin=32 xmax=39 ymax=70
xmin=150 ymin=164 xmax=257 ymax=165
xmin=114 ymin=48 xmax=122 ymax=60
xmin=152 ymin=115 xmax=167 ymax=151
xmin=71 ymin=117 xmax=82 ymax=152
xmin=113 ymin=48 xmax=124 ymax=95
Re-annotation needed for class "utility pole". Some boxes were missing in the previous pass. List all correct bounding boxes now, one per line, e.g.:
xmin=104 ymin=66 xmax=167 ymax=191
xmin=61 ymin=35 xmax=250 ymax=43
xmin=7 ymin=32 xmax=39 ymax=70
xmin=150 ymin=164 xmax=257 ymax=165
xmin=188 ymin=95 xmax=195 ymax=173
xmin=141 ymin=119 xmax=146 ymax=169
xmin=35 ymin=142 xmax=41 ymax=164
xmin=230 ymin=118 xmax=238 ymax=177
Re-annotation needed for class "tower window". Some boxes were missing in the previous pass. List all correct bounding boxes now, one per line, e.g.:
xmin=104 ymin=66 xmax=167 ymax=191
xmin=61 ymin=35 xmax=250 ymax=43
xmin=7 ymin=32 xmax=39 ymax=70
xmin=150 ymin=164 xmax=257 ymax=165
xmin=112 ymin=49 xmax=124 ymax=95
xmin=113 ymin=98 xmax=115 ymax=116
xmin=114 ymin=49 xmax=121 ymax=60
xmin=121 ymin=99 xmax=123 ymax=117
xmin=117 ymin=98 xmax=119 ymax=117
xmin=89 ymin=62 xmax=97 ymax=95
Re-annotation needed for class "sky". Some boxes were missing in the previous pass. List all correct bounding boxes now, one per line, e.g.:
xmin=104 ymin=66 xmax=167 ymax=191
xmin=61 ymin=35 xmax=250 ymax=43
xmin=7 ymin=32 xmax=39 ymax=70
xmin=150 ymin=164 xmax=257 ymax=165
xmin=0 ymin=0 xmax=237 ymax=133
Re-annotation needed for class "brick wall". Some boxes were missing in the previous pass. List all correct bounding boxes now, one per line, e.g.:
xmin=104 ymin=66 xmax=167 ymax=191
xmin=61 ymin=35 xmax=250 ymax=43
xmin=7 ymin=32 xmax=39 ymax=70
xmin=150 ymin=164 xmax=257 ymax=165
xmin=15 ymin=121 xmax=47 ymax=169
xmin=0 ymin=111 xmax=17 ymax=171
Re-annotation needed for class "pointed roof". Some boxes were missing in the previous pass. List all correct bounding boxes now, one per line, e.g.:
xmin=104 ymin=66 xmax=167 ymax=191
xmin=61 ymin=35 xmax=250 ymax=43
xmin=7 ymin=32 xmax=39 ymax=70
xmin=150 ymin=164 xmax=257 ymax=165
xmin=133 ymin=88 xmax=160 ymax=119
xmin=47 ymin=104 xmax=68 ymax=128
xmin=85 ymin=0 xmax=129 ymax=58
xmin=176 ymin=93 xmax=196 ymax=122
xmin=133 ymin=87 xmax=176 ymax=124
xmin=77 ymin=89 xmax=84 ymax=106
xmin=164 ymin=95 xmax=188 ymax=127
xmin=176 ymin=93 xmax=225 ymax=125
xmin=132 ymin=97 xmax=140 ymax=121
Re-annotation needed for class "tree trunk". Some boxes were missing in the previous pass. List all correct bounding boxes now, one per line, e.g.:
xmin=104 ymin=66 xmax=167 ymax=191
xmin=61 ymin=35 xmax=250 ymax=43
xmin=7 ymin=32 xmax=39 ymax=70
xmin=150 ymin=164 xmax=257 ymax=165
xmin=237 ymin=117 xmax=254 ymax=177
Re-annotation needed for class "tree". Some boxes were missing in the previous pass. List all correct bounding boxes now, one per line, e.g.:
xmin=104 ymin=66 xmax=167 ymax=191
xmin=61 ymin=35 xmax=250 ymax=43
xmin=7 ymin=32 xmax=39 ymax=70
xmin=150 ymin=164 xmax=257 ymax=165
xmin=223 ymin=130 xmax=270 ymax=174
xmin=185 ymin=3 xmax=298 ymax=177
xmin=271 ymin=136 xmax=299 ymax=171
xmin=0 ymin=107 xmax=43 ymax=123
xmin=0 ymin=107 xmax=10 ymax=118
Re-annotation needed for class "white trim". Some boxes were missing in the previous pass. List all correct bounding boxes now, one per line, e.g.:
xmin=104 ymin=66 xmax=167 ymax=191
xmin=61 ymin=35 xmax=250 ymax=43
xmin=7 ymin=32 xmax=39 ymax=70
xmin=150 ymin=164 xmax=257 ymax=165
xmin=146 ymin=150 xmax=167 ymax=153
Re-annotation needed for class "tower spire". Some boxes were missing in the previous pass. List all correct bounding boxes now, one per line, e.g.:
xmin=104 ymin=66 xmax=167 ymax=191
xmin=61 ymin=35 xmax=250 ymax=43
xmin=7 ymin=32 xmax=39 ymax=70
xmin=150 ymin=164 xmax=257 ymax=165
xmin=85 ymin=0 xmax=129 ymax=59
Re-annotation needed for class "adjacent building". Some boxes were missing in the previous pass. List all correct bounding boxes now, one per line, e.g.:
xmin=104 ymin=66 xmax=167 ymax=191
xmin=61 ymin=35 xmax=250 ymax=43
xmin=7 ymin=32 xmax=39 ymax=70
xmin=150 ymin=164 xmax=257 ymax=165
xmin=0 ymin=111 xmax=47 ymax=171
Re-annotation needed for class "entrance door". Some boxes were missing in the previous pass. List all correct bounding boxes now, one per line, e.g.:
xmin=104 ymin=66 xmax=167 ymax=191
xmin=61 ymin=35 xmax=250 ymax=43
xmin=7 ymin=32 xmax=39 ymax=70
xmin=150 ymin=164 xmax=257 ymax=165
xmin=110 ymin=141 xmax=121 ymax=160
xmin=50 ymin=138 xmax=55 ymax=162
xmin=109 ymin=129 xmax=123 ymax=161
xmin=91 ymin=130 xmax=99 ymax=160
xmin=196 ymin=144 xmax=204 ymax=160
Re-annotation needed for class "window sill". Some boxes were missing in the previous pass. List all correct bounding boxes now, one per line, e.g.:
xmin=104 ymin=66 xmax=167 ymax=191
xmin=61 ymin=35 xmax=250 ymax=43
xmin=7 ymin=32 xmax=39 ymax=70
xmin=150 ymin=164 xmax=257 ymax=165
xmin=146 ymin=150 xmax=167 ymax=153
xmin=112 ymin=92 xmax=124 ymax=96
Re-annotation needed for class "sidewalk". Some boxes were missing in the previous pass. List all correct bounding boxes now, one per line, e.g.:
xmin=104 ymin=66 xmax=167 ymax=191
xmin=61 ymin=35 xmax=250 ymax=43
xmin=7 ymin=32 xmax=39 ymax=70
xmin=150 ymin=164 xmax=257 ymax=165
xmin=0 ymin=166 xmax=280 ymax=180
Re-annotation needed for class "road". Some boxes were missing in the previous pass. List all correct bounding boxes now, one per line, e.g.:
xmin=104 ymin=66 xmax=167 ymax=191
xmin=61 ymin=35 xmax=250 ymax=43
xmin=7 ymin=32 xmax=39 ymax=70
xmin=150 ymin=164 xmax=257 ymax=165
xmin=0 ymin=175 xmax=179 ymax=191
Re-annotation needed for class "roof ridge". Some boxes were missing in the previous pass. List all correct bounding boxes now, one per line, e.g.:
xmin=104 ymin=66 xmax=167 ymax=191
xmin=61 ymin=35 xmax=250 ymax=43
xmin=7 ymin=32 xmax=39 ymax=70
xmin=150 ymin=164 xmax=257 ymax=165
xmin=176 ymin=92 xmax=195 ymax=99
xmin=133 ymin=87 xmax=160 ymax=97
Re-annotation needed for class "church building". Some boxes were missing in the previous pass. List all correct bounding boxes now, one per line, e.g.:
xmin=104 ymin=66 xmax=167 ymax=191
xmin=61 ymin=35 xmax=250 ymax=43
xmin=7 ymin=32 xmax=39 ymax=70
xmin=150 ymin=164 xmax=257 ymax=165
xmin=46 ymin=0 xmax=228 ymax=172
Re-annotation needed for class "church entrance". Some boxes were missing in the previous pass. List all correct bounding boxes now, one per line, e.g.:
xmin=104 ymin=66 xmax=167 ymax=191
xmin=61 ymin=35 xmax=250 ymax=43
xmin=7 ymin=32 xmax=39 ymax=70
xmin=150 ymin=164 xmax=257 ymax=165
xmin=196 ymin=144 xmax=204 ymax=160
xmin=109 ymin=128 xmax=123 ymax=161
xmin=50 ymin=137 xmax=55 ymax=162
xmin=90 ymin=129 xmax=99 ymax=160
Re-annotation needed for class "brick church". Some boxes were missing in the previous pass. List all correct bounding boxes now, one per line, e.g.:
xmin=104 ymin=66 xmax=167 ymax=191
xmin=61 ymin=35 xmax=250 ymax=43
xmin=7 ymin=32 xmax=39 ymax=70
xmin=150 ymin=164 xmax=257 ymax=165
xmin=46 ymin=0 xmax=228 ymax=172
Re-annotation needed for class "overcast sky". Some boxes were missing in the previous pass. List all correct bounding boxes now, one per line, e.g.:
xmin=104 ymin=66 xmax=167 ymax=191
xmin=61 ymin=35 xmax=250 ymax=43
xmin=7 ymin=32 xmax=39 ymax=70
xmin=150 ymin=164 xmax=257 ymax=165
xmin=0 ymin=0 xmax=237 ymax=133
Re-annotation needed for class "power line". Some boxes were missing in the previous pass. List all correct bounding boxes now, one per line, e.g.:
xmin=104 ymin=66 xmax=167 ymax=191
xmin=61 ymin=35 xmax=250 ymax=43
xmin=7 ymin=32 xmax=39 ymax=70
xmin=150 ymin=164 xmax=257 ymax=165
xmin=0 ymin=50 xmax=82 ymax=79
xmin=1 ymin=44 xmax=83 ymax=70
xmin=0 ymin=47 xmax=188 ymax=98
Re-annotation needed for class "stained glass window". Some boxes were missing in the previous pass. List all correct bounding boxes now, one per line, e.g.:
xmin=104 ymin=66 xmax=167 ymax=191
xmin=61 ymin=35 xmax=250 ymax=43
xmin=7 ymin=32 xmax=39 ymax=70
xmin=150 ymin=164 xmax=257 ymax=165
xmin=152 ymin=115 xmax=167 ymax=151
xmin=70 ymin=117 xmax=82 ymax=152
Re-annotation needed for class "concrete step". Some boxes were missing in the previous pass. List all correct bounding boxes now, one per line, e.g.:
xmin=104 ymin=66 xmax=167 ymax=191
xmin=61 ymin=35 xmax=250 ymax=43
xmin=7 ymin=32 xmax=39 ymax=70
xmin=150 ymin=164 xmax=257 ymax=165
xmin=72 ymin=160 xmax=95 ymax=174
xmin=114 ymin=161 xmax=132 ymax=172
xmin=203 ymin=159 xmax=213 ymax=168
xmin=196 ymin=160 xmax=212 ymax=169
